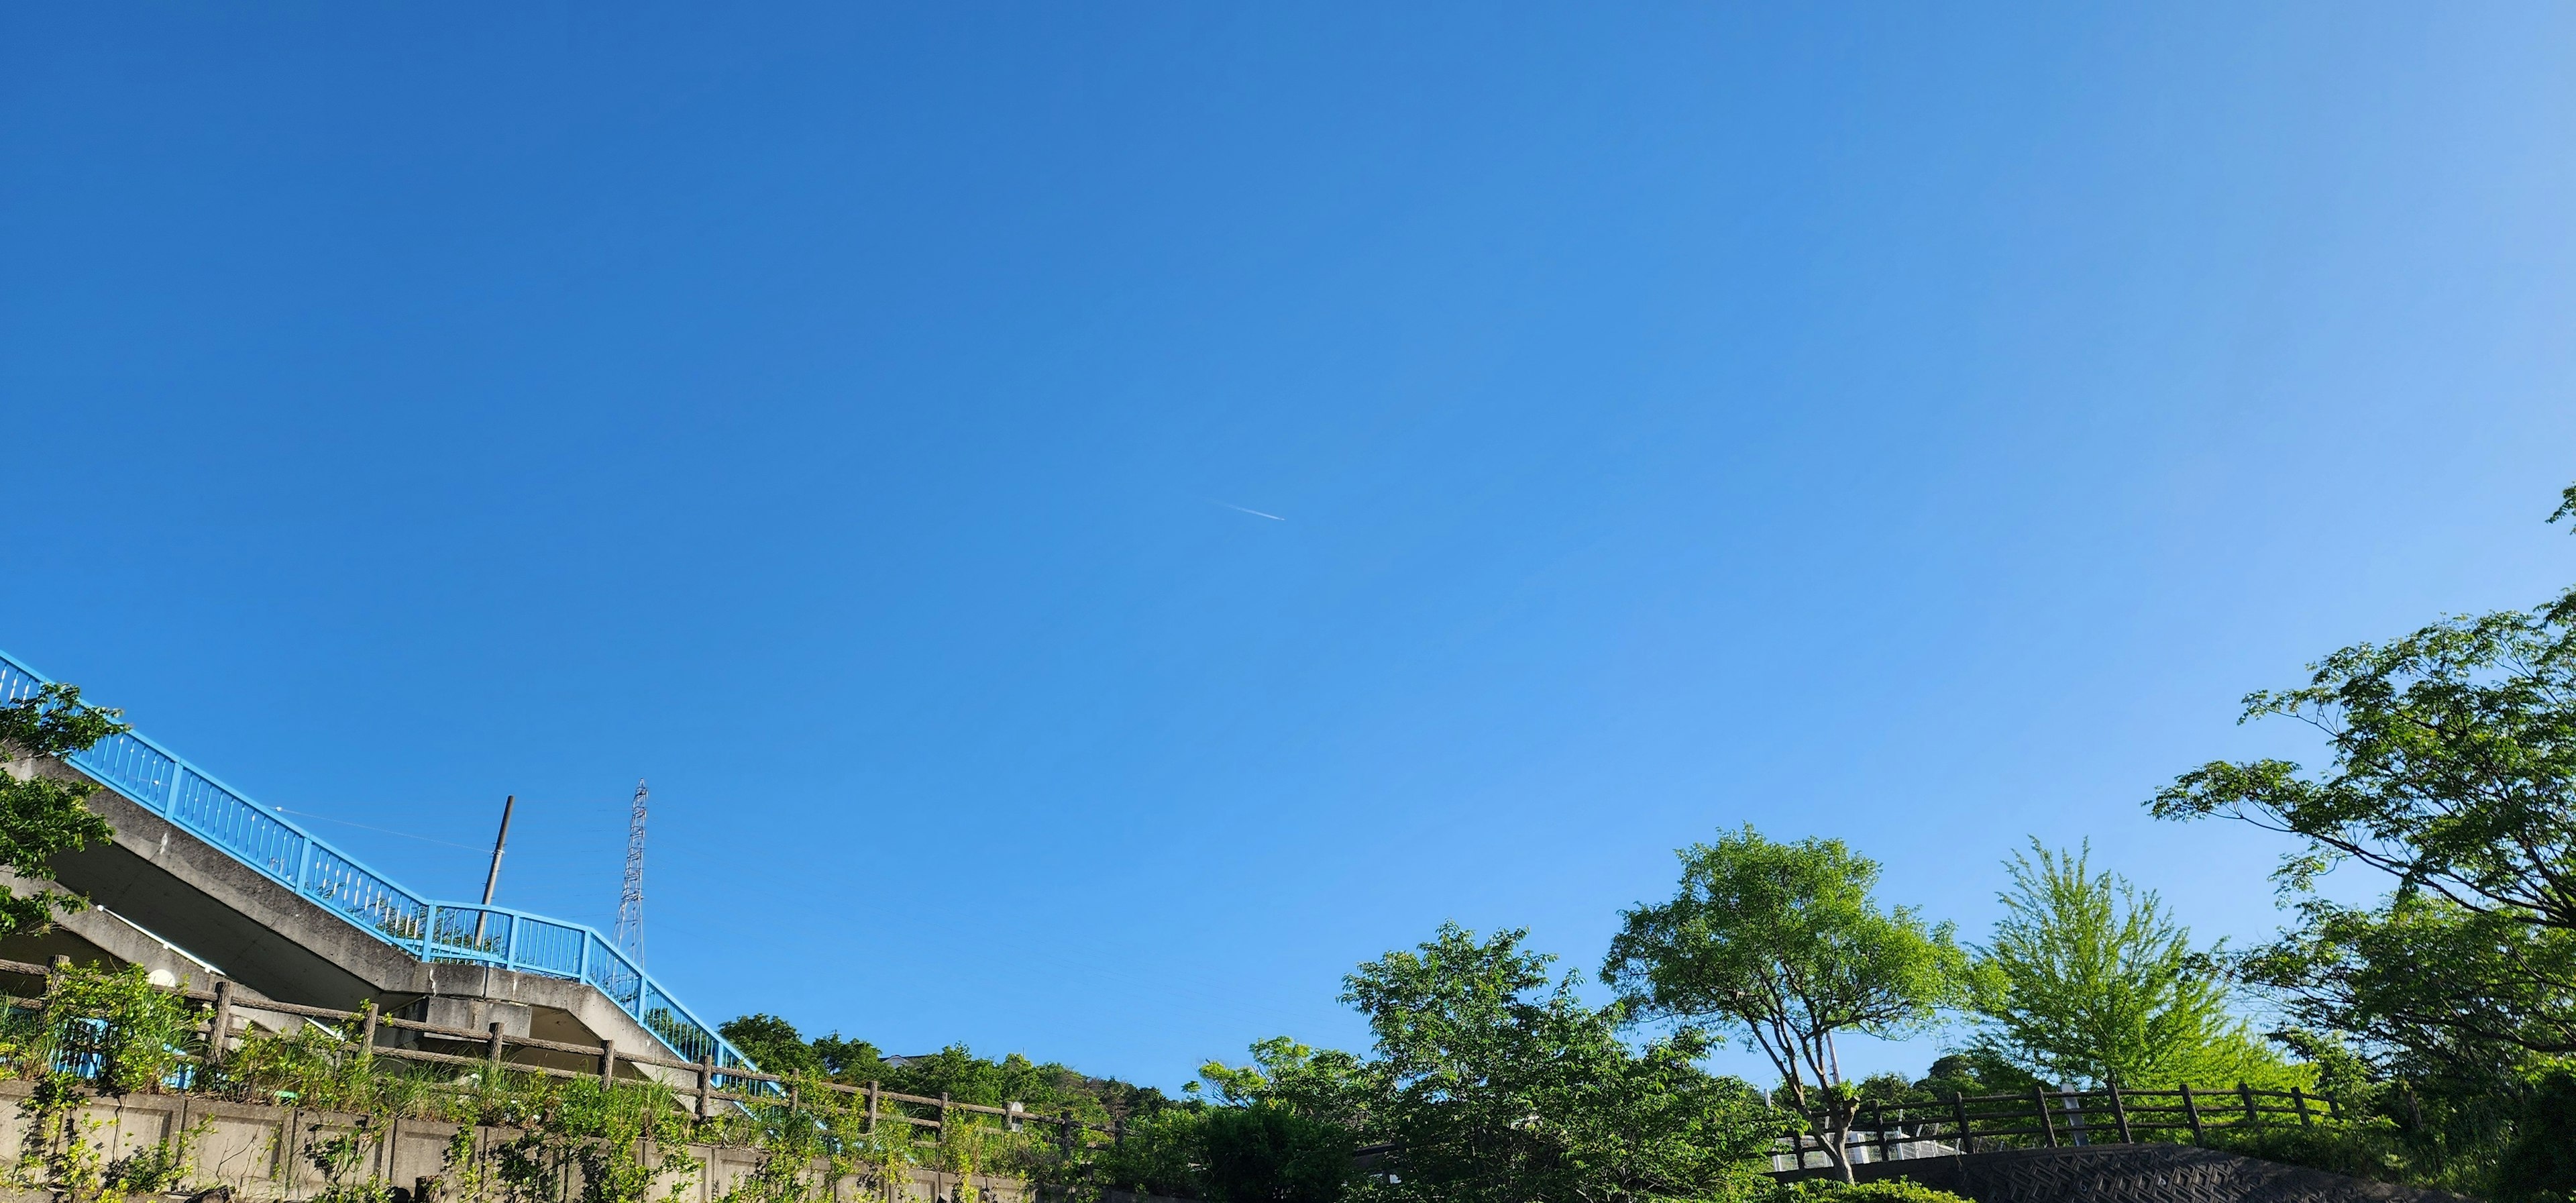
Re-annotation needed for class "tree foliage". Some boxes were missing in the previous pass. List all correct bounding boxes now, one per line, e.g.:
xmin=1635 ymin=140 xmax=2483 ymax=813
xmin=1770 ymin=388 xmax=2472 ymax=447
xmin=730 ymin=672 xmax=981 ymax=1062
xmin=1601 ymin=827 xmax=1958 ymax=1182
xmin=2148 ymin=574 xmax=2576 ymax=1068
xmin=715 ymin=1013 xmax=1179 ymax=1129
xmin=1962 ymin=840 xmax=2301 ymax=1090
xmin=0 ymin=682 xmax=125 ymax=936
xmin=2143 ymin=484 xmax=2576 ymax=1200
xmin=1346 ymin=923 xmax=1778 ymax=1203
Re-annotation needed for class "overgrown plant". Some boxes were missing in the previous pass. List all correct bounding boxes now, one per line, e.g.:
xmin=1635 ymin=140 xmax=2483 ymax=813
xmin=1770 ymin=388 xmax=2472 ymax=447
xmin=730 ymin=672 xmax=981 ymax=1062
xmin=487 ymin=1076 xmax=701 ymax=1203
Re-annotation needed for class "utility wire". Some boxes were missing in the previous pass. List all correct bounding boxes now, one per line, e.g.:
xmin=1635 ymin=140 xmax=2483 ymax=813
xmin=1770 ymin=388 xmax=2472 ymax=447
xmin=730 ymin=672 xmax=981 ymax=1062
xmin=269 ymin=806 xmax=486 ymax=851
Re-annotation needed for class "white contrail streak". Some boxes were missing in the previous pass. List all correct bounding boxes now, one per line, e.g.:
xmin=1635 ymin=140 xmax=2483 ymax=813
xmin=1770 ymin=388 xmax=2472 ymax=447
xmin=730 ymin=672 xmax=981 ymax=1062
xmin=1217 ymin=501 xmax=1286 ymax=521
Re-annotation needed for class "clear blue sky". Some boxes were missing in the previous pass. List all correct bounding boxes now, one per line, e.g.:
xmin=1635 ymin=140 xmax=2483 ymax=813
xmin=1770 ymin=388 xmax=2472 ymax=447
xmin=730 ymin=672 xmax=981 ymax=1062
xmin=5 ymin=4 xmax=2573 ymax=1090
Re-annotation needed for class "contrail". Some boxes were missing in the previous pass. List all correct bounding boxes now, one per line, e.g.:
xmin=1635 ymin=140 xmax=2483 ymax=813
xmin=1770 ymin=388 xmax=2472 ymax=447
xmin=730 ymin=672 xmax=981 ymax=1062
xmin=1216 ymin=501 xmax=1286 ymax=521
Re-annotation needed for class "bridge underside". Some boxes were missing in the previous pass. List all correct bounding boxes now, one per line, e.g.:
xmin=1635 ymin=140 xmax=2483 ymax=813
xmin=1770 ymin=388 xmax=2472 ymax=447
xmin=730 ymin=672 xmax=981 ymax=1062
xmin=0 ymin=764 xmax=697 ymax=1078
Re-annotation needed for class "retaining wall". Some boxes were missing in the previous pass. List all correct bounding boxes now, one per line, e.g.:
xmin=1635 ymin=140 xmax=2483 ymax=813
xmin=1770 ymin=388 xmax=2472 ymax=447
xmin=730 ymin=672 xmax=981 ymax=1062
xmin=0 ymin=1081 xmax=1028 ymax=1203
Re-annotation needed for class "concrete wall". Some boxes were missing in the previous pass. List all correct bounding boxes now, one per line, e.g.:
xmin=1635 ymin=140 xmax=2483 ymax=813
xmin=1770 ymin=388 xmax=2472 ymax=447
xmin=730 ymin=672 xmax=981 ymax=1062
xmin=0 ymin=1081 xmax=1032 ymax=1203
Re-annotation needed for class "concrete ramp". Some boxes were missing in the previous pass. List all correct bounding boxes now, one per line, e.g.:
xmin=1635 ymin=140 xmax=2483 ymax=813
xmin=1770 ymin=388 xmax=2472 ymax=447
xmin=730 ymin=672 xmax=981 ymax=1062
xmin=0 ymin=648 xmax=755 ymax=1078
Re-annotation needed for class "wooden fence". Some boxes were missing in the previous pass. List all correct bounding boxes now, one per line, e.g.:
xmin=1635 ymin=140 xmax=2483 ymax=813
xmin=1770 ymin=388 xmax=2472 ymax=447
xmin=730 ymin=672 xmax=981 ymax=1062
xmin=0 ymin=955 xmax=1124 ymax=1150
xmin=1779 ymin=1082 xmax=2343 ymax=1170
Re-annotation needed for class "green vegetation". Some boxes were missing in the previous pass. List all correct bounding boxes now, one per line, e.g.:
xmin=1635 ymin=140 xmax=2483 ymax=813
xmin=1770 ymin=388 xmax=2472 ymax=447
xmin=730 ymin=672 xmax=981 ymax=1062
xmin=1960 ymin=840 xmax=2301 ymax=1092
xmin=1602 ymin=829 xmax=1962 ymax=1183
xmin=0 ymin=682 xmax=125 ymax=937
xmin=716 ymin=1015 xmax=1182 ymax=1129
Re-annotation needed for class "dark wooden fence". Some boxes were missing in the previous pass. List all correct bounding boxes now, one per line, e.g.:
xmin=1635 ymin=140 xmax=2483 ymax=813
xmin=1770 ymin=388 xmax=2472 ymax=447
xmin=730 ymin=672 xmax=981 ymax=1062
xmin=1780 ymin=1082 xmax=2342 ymax=1170
xmin=0 ymin=956 xmax=1123 ymax=1150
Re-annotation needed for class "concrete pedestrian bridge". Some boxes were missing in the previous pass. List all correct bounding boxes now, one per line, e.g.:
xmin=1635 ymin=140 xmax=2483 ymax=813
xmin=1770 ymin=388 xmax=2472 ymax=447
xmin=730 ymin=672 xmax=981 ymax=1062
xmin=0 ymin=647 xmax=757 ymax=1078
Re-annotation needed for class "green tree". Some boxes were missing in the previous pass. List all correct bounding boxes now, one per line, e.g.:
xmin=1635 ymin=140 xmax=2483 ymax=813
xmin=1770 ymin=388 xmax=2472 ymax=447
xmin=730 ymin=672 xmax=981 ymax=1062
xmin=2147 ymin=572 xmax=2576 ymax=1069
xmin=1961 ymin=840 xmax=2302 ymax=1090
xmin=0 ymin=683 xmax=125 ymax=936
xmin=1198 ymin=1037 xmax=1375 ymax=1131
xmin=718 ymin=1014 xmax=824 ymax=1076
xmin=2146 ymin=484 xmax=2576 ymax=1196
xmin=1198 ymin=1104 xmax=1358 ymax=1203
xmin=1349 ymin=923 xmax=1778 ymax=1203
xmin=1601 ymin=827 xmax=1960 ymax=1182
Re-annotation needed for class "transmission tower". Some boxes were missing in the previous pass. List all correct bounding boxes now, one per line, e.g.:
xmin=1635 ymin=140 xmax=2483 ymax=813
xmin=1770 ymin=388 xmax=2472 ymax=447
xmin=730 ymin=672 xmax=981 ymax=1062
xmin=613 ymin=779 xmax=647 ymax=967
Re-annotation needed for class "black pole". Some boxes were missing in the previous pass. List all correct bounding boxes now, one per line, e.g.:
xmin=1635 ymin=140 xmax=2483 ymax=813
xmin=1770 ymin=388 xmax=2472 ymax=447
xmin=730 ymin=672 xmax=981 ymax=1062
xmin=473 ymin=796 xmax=515 ymax=943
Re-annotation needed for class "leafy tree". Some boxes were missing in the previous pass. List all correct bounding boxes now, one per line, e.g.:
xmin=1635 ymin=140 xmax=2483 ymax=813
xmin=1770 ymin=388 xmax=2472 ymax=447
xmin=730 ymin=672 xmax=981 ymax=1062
xmin=2146 ymin=484 xmax=2576 ymax=1197
xmin=714 ymin=1014 xmax=1177 ymax=1127
xmin=1197 ymin=1036 xmax=1376 ymax=1131
xmin=1960 ymin=840 xmax=2302 ymax=1089
xmin=718 ymin=1013 xmax=822 ymax=1076
xmin=1198 ymin=1104 xmax=1358 ymax=1203
xmin=1601 ymin=827 xmax=1960 ymax=1182
xmin=1349 ymin=922 xmax=1778 ymax=1203
xmin=0 ymin=683 xmax=125 ymax=936
xmin=1092 ymin=1108 xmax=1208 ymax=1199
xmin=2147 ymin=561 xmax=2576 ymax=1069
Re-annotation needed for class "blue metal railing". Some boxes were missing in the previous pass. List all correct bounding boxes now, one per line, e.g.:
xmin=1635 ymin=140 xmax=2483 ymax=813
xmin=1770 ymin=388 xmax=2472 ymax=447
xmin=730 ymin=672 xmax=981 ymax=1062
xmin=0 ymin=648 xmax=756 ymax=1074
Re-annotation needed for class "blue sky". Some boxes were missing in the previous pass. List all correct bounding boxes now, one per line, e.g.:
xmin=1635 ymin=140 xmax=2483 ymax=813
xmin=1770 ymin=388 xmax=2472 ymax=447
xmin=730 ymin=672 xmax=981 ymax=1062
xmin=5 ymin=3 xmax=2573 ymax=1090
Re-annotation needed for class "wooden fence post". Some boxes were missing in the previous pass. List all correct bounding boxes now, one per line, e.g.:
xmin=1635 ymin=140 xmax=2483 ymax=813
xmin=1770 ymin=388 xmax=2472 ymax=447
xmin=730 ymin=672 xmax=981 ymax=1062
xmin=599 ymin=1039 xmax=616 ymax=1086
xmin=2291 ymin=1086 xmax=2312 ymax=1127
xmin=2239 ymin=1082 xmax=2257 ymax=1127
xmin=865 ymin=1082 xmax=879 ymax=1134
xmin=2108 ymin=1081 xmax=2132 ymax=1144
xmin=1949 ymin=1092 xmax=1973 ymax=1155
xmin=2033 ymin=1086 xmax=2059 ymax=1148
xmin=939 ymin=1093 xmax=951 ymax=1137
xmin=2180 ymin=1084 xmax=2204 ymax=1145
xmin=358 ymin=1000 xmax=379 ymax=1060
xmin=485 ymin=1022 xmax=504 ymax=1070
xmin=206 ymin=978 xmax=234 ymax=1066
xmin=696 ymin=1057 xmax=713 ymax=1119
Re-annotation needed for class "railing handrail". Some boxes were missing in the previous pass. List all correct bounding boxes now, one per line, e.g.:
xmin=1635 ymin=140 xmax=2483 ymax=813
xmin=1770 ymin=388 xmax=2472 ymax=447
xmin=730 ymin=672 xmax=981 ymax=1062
xmin=1772 ymin=1080 xmax=2340 ymax=1171
xmin=0 ymin=646 xmax=756 ymax=1075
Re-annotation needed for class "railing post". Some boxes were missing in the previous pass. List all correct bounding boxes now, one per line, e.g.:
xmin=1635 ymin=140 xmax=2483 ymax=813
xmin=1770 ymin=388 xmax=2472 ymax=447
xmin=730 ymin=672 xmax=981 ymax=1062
xmin=2033 ymin=1085 xmax=2058 ymax=1148
xmin=2239 ymin=1082 xmax=2257 ymax=1127
xmin=358 ymin=1000 xmax=378 ymax=1061
xmin=2181 ymin=1084 xmax=2204 ymax=1145
xmin=206 ymin=978 xmax=234 ymax=1067
xmin=425 ymin=904 xmax=441 ymax=960
xmin=1869 ymin=1100 xmax=1887 ymax=1163
xmin=485 ymin=1021 xmax=504 ymax=1070
xmin=697 ymin=1056 xmax=713 ymax=1120
xmin=2291 ymin=1086 xmax=2312 ymax=1127
xmin=940 ymin=1092 xmax=951 ymax=1137
xmin=600 ymin=1039 xmax=617 ymax=1086
xmin=1949 ymin=1092 xmax=1973 ymax=1155
xmin=866 ymin=1082 xmax=879 ymax=1134
xmin=2107 ymin=1081 xmax=2132 ymax=1143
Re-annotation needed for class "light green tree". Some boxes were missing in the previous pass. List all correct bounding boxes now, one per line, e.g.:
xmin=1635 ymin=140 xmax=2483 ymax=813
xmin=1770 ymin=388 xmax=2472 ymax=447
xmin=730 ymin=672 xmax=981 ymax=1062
xmin=1601 ymin=827 xmax=1961 ymax=1183
xmin=1961 ymin=841 xmax=2302 ymax=1090
xmin=0 ymin=682 xmax=125 ymax=936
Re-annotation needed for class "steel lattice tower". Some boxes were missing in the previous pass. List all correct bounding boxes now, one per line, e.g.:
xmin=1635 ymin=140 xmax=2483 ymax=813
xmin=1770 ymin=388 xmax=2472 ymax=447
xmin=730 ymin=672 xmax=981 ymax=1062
xmin=613 ymin=779 xmax=647 ymax=966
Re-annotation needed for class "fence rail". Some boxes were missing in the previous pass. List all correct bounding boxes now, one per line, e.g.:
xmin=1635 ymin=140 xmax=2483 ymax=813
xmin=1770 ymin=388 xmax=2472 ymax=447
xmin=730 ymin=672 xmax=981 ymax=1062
xmin=1777 ymin=1082 xmax=2343 ymax=1171
xmin=0 ymin=648 xmax=753 ymax=1074
xmin=0 ymin=955 xmax=1122 ymax=1148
